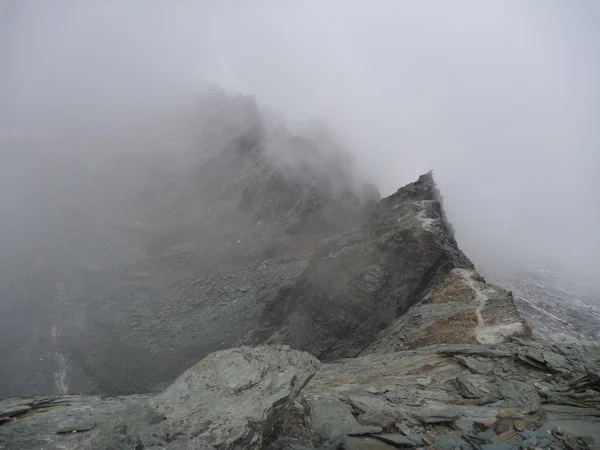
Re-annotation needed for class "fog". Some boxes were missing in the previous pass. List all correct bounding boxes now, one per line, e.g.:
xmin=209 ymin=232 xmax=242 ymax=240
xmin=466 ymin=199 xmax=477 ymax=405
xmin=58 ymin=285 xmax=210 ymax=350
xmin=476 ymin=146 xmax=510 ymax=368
xmin=1 ymin=0 xmax=599 ymax=279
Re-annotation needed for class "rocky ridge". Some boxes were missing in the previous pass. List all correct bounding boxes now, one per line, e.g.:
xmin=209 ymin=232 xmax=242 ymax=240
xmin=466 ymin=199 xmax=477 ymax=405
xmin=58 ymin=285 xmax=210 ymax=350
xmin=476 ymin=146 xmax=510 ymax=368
xmin=2 ymin=340 xmax=599 ymax=449
xmin=3 ymin=169 xmax=598 ymax=449
xmin=1 ymin=93 xmax=599 ymax=448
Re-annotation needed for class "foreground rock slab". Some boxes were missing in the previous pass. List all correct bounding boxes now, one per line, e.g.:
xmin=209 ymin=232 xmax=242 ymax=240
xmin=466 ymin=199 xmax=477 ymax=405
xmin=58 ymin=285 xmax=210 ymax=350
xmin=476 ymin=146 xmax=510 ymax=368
xmin=276 ymin=340 xmax=600 ymax=449
xmin=0 ymin=346 xmax=319 ymax=449
xmin=2 ymin=342 xmax=599 ymax=449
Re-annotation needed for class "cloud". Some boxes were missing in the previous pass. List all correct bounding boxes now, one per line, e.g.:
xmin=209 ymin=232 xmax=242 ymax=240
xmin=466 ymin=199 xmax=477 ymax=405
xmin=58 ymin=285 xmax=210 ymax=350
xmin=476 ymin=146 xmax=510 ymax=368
xmin=1 ymin=0 xmax=598 ymax=278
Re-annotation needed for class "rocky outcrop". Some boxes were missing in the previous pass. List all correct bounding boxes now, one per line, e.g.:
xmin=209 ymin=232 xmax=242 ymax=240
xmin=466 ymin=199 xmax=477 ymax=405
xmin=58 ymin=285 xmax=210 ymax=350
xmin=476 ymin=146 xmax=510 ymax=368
xmin=0 ymin=346 xmax=320 ymax=449
xmin=365 ymin=268 xmax=531 ymax=353
xmin=1 ymin=92 xmax=597 ymax=449
xmin=255 ymin=173 xmax=483 ymax=360
xmin=2 ymin=341 xmax=599 ymax=449
xmin=195 ymin=99 xmax=379 ymax=237
xmin=283 ymin=339 xmax=600 ymax=449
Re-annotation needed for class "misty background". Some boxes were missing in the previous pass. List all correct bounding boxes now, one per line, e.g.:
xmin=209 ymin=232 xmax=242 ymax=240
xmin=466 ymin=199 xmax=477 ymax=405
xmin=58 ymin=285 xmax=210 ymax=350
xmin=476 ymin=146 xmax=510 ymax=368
xmin=2 ymin=0 xmax=598 ymax=276
xmin=0 ymin=0 xmax=599 ymax=395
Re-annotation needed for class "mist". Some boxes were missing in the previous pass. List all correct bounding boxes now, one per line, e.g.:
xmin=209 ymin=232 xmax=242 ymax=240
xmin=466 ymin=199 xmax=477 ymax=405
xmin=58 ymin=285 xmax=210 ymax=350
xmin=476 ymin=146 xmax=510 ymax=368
xmin=1 ymin=0 xmax=599 ymax=280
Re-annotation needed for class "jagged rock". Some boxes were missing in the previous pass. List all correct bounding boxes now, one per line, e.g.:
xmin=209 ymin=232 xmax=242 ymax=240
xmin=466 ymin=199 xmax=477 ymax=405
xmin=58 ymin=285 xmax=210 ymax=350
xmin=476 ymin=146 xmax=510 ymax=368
xmin=454 ymin=355 xmax=495 ymax=375
xmin=148 ymin=346 xmax=319 ymax=449
xmin=257 ymin=173 xmax=477 ymax=360
xmin=451 ymin=375 xmax=480 ymax=399
xmin=412 ymin=409 xmax=460 ymax=424
xmin=0 ymin=395 xmax=151 ymax=449
xmin=365 ymin=269 xmax=530 ymax=354
xmin=0 ymin=346 xmax=319 ymax=450
xmin=370 ymin=433 xmax=416 ymax=446
xmin=2 ymin=151 xmax=599 ymax=450
xmin=3 ymin=341 xmax=599 ymax=449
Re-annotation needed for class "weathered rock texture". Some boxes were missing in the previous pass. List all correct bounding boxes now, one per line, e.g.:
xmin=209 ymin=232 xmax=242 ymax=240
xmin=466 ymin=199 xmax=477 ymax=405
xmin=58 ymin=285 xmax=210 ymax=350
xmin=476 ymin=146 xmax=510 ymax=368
xmin=365 ymin=268 xmax=530 ymax=353
xmin=255 ymin=172 xmax=523 ymax=360
xmin=1 ymin=346 xmax=320 ymax=449
xmin=2 ymin=341 xmax=599 ymax=449
xmin=1 ymin=94 xmax=596 ymax=449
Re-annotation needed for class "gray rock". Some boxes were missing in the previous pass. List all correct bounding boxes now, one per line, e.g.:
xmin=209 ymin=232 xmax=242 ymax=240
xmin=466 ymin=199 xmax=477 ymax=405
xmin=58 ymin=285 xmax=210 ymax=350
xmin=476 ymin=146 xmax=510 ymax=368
xmin=310 ymin=397 xmax=381 ymax=443
xmin=257 ymin=172 xmax=476 ymax=360
xmin=542 ymin=351 xmax=570 ymax=373
xmin=412 ymin=408 xmax=459 ymax=424
xmin=0 ymin=395 xmax=150 ymax=450
xmin=498 ymin=380 xmax=541 ymax=415
xmin=454 ymin=355 xmax=495 ymax=375
xmin=478 ymin=429 xmax=498 ymax=442
xmin=433 ymin=435 xmax=473 ymax=450
xmin=451 ymin=376 xmax=479 ymax=399
xmin=371 ymin=433 xmax=416 ymax=446
xmin=347 ymin=394 xmax=406 ymax=426
xmin=150 ymin=345 xmax=320 ymax=449
xmin=56 ymin=420 xmax=96 ymax=434
xmin=343 ymin=436 xmax=396 ymax=449
xmin=3 ymin=338 xmax=600 ymax=449
xmin=480 ymin=445 xmax=519 ymax=450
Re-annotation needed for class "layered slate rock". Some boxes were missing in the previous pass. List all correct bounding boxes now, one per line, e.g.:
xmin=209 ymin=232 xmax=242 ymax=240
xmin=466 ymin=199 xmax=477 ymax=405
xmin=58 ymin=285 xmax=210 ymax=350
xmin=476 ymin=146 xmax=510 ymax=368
xmin=0 ymin=395 xmax=151 ymax=449
xmin=365 ymin=268 xmax=531 ymax=353
xmin=273 ymin=340 xmax=600 ymax=449
xmin=0 ymin=346 xmax=319 ymax=450
xmin=6 ymin=341 xmax=593 ymax=449
xmin=256 ymin=172 xmax=476 ymax=360
xmin=148 ymin=346 xmax=319 ymax=449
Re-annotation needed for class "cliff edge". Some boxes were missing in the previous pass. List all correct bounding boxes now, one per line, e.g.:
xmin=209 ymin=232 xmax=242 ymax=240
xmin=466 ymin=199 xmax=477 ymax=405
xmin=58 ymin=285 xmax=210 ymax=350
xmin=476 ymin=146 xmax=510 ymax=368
xmin=4 ymin=173 xmax=598 ymax=450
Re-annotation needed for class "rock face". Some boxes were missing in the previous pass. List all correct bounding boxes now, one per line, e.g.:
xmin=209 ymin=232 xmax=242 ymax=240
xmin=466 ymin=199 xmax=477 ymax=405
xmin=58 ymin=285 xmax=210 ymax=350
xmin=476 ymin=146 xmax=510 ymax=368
xmin=256 ymin=173 xmax=482 ymax=360
xmin=365 ymin=268 xmax=530 ymax=353
xmin=0 ymin=346 xmax=320 ymax=449
xmin=2 ymin=341 xmax=599 ymax=449
xmin=1 ymin=93 xmax=598 ymax=449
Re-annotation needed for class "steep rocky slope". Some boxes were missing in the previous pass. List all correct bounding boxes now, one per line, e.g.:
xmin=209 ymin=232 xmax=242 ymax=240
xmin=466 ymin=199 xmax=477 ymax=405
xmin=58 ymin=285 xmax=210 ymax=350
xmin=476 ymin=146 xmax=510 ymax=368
xmin=255 ymin=172 xmax=521 ymax=360
xmin=5 ymin=168 xmax=596 ymax=449
xmin=0 ymin=92 xmax=379 ymax=397
xmin=2 ymin=341 xmax=599 ymax=449
xmin=2 ymin=92 xmax=598 ymax=449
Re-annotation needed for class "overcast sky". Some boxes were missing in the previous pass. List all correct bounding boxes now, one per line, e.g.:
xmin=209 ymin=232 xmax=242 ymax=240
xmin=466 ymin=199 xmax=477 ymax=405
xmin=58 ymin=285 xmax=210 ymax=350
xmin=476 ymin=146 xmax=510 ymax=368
xmin=0 ymin=0 xmax=598 ymax=278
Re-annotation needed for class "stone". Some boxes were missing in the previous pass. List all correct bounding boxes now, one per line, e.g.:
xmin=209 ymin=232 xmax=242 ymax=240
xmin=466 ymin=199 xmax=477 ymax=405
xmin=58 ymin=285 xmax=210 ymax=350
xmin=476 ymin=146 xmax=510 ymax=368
xmin=494 ymin=419 xmax=515 ymax=435
xmin=412 ymin=409 xmax=459 ymax=424
xmin=311 ymin=397 xmax=381 ymax=443
xmin=343 ymin=436 xmax=396 ymax=449
xmin=149 ymin=345 xmax=320 ymax=449
xmin=542 ymin=351 xmax=570 ymax=373
xmin=453 ymin=419 xmax=475 ymax=433
xmin=433 ymin=435 xmax=474 ymax=450
xmin=498 ymin=380 xmax=541 ymax=415
xmin=257 ymin=172 xmax=476 ymax=360
xmin=56 ymin=420 xmax=96 ymax=434
xmin=492 ymin=430 xmax=519 ymax=444
xmin=455 ymin=355 xmax=494 ymax=375
xmin=371 ymin=433 xmax=416 ymax=447
xmin=512 ymin=420 xmax=526 ymax=431
xmin=478 ymin=429 xmax=498 ymax=442
xmin=474 ymin=419 xmax=497 ymax=431
xmin=3 ymin=341 xmax=600 ymax=449
xmin=347 ymin=394 xmax=406 ymax=427
xmin=480 ymin=444 xmax=519 ymax=450
xmin=451 ymin=376 xmax=479 ymax=399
